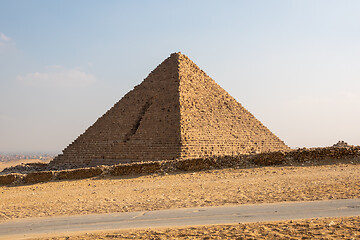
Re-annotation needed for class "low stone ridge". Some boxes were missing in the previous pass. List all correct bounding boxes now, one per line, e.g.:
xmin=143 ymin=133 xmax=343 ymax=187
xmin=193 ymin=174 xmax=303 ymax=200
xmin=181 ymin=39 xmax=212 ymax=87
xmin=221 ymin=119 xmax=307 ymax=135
xmin=1 ymin=162 xmax=48 ymax=175
xmin=22 ymin=171 xmax=54 ymax=184
xmin=110 ymin=162 xmax=162 ymax=176
xmin=1 ymin=146 xmax=359 ymax=186
xmin=50 ymin=52 xmax=289 ymax=169
xmin=56 ymin=167 xmax=103 ymax=180
xmin=0 ymin=174 xmax=22 ymax=185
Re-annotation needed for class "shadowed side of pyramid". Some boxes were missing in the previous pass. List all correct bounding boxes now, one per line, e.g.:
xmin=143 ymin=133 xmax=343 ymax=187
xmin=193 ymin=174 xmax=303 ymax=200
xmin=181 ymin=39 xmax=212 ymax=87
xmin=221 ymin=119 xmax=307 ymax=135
xmin=177 ymin=54 xmax=289 ymax=159
xmin=50 ymin=54 xmax=182 ymax=168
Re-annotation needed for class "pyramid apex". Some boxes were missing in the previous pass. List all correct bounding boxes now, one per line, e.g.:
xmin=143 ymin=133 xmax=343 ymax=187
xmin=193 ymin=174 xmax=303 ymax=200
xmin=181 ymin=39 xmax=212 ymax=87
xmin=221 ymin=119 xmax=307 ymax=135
xmin=167 ymin=52 xmax=189 ymax=66
xmin=169 ymin=52 xmax=183 ymax=58
xmin=169 ymin=52 xmax=192 ymax=64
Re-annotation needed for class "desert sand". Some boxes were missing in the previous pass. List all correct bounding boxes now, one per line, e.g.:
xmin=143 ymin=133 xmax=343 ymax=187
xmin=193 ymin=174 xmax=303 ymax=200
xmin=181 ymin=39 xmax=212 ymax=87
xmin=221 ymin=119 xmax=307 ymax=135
xmin=0 ymin=162 xmax=359 ymax=221
xmin=32 ymin=216 xmax=360 ymax=239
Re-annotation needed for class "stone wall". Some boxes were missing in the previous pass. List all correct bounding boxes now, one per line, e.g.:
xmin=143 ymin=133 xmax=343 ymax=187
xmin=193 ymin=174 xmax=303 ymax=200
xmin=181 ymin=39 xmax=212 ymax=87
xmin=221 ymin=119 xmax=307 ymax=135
xmin=2 ymin=146 xmax=359 ymax=186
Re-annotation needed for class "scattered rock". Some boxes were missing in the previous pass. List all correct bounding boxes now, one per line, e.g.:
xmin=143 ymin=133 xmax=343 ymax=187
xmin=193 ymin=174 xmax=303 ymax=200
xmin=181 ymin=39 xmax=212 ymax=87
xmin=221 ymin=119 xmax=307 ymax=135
xmin=1 ymin=162 xmax=48 ymax=175
xmin=333 ymin=141 xmax=352 ymax=148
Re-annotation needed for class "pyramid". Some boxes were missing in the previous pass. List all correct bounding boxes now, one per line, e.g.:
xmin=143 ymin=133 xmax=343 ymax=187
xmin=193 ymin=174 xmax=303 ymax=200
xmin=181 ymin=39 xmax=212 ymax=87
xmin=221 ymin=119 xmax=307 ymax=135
xmin=50 ymin=52 xmax=289 ymax=168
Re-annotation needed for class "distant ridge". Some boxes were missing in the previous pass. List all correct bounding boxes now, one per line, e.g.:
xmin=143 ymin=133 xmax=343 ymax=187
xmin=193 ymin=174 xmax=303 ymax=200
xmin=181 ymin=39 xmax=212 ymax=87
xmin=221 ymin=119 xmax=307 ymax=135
xmin=50 ymin=52 xmax=289 ymax=168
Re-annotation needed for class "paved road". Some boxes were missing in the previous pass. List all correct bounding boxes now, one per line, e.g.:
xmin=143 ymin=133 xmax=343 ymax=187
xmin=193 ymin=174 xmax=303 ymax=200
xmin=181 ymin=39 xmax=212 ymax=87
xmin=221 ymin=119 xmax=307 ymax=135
xmin=0 ymin=198 xmax=359 ymax=239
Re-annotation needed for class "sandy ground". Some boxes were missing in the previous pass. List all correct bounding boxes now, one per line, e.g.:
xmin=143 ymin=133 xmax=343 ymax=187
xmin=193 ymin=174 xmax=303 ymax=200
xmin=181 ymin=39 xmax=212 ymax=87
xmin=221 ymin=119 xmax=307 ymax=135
xmin=33 ymin=216 xmax=360 ymax=239
xmin=0 ymin=159 xmax=49 ymax=172
xmin=0 ymin=162 xmax=359 ymax=222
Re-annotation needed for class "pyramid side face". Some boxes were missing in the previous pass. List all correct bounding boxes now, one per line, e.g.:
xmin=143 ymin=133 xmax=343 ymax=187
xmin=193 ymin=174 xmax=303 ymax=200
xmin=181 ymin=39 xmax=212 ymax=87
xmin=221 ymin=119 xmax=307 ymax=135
xmin=177 ymin=54 xmax=289 ymax=159
xmin=51 ymin=54 xmax=182 ymax=167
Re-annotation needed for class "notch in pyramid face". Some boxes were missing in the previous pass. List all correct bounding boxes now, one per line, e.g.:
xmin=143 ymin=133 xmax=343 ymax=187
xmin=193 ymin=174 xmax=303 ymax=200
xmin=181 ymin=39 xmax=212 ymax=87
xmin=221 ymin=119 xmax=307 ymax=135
xmin=50 ymin=53 xmax=289 ymax=168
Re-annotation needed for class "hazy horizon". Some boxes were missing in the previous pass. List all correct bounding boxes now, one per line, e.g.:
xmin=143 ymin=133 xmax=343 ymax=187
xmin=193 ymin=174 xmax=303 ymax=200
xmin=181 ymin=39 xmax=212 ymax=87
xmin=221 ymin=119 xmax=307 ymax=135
xmin=1 ymin=1 xmax=360 ymax=153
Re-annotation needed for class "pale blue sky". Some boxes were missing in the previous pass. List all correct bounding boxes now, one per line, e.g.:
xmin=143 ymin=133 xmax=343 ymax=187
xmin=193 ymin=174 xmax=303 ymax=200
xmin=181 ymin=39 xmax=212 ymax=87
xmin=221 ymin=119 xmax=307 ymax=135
xmin=1 ymin=0 xmax=359 ymax=152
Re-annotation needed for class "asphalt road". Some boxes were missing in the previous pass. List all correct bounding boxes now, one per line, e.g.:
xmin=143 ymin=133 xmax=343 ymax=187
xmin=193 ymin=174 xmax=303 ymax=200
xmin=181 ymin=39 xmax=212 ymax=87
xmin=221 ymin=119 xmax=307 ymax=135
xmin=0 ymin=198 xmax=359 ymax=239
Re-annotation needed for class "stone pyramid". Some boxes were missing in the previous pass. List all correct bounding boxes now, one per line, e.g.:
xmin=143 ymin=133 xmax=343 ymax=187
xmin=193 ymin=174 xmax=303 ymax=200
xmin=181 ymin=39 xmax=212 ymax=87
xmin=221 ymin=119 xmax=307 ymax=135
xmin=50 ymin=52 xmax=289 ymax=168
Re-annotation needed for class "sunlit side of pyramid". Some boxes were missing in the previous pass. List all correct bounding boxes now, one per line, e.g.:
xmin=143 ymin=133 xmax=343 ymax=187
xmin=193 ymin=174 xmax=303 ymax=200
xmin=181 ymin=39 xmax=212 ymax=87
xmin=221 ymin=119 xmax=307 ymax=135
xmin=177 ymin=54 xmax=289 ymax=158
xmin=50 ymin=53 xmax=289 ymax=168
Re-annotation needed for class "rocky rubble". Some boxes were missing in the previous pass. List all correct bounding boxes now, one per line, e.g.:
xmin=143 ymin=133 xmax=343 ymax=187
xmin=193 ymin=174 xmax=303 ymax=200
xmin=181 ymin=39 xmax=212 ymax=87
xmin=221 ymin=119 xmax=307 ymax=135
xmin=333 ymin=140 xmax=352 ymax=148
xmin=1 ymin=162 xmax=48 ymax=175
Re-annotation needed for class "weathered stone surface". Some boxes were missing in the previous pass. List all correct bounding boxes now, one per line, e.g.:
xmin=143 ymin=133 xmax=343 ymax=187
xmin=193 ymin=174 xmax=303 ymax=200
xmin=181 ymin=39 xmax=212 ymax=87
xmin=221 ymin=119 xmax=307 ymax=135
xmin=252 ymin=152 xmax=287 ymax=166
xmin=50 ymin=52 xmax=289 ymax=168
xmin=0 ymin=174 xmax=23 ymax=185
xmin=23 ymin=171 xmax=54 ymax=184
xmin=56 ymin=167 xmax=103 ymax=180
xmin=110 ymin=162 xmax=161 ymax=176
xmin=168 ymin=158 xmax=220 ymax=172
